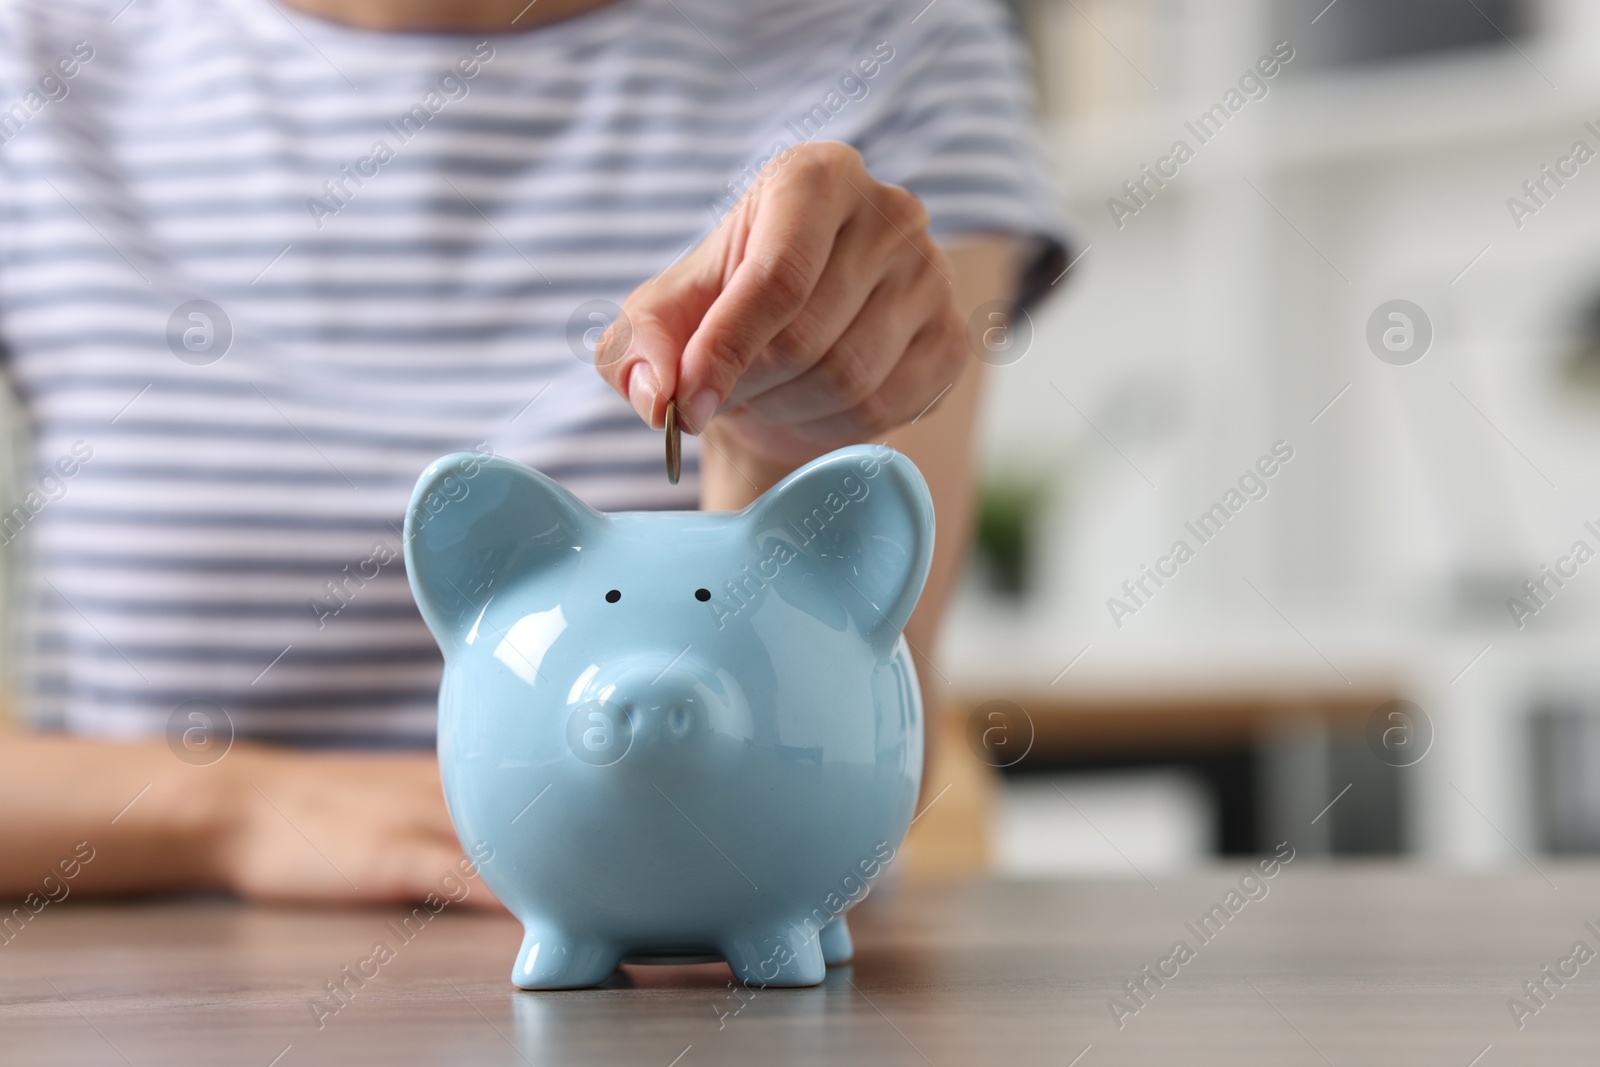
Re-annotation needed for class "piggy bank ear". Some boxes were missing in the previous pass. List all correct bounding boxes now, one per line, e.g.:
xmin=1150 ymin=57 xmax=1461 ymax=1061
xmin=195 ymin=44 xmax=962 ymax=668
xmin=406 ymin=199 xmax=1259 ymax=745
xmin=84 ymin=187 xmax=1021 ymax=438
xmin=744 ymin=444 xmax=935 ymax=657
xmin=404 ymin=452 xmax=600 ymax=651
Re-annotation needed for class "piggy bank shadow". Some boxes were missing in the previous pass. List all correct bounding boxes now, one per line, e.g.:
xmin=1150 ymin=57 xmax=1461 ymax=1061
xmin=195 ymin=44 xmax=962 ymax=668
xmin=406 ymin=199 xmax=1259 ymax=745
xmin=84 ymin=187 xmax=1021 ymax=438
xmin=510 ymin=963 xmax=854 ymax=1039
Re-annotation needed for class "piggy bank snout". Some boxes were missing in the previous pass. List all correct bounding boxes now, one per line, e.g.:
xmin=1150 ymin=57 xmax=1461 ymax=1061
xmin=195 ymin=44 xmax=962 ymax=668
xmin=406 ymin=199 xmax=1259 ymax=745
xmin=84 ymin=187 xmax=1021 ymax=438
xmin=615 ymin=673 xmax=701 ymax=741
xmin=582 ymin=659 xmax=731 ymax=756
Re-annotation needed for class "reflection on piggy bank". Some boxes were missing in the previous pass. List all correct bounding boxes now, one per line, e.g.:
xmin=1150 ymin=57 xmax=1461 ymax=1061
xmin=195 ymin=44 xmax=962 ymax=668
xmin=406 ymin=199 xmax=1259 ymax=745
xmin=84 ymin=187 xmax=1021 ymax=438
xmin=404 ymin=444 xmax=933 ymax=989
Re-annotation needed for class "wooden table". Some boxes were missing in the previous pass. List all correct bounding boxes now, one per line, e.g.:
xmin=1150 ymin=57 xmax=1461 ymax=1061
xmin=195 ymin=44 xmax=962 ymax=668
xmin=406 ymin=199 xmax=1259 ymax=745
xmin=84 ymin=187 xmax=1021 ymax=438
xmin=3 ymin=866 xmax=1597 ymax=1065
xmin=950 ymin=686 xmax=1399 ymax=756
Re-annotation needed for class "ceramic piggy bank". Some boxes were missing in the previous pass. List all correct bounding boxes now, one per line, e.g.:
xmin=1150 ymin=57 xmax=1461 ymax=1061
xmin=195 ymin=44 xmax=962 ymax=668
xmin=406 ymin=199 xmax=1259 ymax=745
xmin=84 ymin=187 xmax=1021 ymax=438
xmin=404 ymin=443 xmax=933 ymax=989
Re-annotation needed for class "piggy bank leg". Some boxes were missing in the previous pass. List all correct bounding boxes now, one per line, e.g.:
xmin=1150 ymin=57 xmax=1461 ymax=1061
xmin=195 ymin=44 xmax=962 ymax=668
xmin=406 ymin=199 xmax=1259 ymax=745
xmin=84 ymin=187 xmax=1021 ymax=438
xmin=818 ymin=915 xmax=853 ymax=965
xmin=510 ymin=923 xmax=621 ymax=990
xmin=721 ymin=924 xmax=826 ymax=988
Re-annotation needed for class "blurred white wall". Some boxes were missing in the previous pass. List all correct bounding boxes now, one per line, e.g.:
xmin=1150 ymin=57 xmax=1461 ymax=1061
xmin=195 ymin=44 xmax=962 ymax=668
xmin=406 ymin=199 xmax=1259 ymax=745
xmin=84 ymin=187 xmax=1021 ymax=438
xmin=951 ymin=0 xmax=1600 ymax=870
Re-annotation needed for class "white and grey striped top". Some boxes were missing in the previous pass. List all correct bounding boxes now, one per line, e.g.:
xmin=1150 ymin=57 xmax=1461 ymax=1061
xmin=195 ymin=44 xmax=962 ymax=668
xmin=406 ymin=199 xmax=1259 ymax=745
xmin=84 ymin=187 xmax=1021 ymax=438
xmin=0 ymin=0 xmax=1063 ymax=746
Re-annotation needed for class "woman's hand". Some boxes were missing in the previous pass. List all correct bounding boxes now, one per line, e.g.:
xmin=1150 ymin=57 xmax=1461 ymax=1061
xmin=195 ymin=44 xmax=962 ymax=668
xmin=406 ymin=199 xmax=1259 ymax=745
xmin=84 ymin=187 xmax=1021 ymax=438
xmin=0 ymin=733 xmax=498 ymax=909
xmin=597 ymin=141 xmax=969 ymax=470
xmin=219 ymin=746 xmax=500 ymax=909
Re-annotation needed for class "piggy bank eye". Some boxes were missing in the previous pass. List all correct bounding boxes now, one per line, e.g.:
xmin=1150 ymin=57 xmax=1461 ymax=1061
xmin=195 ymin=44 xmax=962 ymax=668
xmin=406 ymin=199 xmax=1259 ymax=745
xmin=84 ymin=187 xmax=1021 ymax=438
xmin=605 ymin=589 xmax=621 ymax=603
xmin=695 ymin=588 xmax=711 ymax=602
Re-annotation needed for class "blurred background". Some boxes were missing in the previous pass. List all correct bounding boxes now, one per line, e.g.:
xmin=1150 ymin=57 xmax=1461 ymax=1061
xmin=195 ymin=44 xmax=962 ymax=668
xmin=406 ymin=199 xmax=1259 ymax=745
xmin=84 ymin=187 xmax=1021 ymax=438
xmin=4 ymin=0 xmax=1598 ymax=887
xmin=917 ymin=0 xmax=1600 ymax=877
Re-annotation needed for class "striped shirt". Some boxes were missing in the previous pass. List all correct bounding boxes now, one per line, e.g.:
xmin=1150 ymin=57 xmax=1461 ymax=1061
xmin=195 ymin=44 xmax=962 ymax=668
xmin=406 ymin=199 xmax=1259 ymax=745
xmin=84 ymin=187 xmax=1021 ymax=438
xmin=0 ymin=0 xmax=1063 ymax=746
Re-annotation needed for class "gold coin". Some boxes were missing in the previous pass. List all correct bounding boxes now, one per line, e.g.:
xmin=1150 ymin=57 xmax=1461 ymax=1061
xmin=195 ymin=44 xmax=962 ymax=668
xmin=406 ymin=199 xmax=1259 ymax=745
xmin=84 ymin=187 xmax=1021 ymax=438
xmin=664 ymin=397 xmax=681 ymax=485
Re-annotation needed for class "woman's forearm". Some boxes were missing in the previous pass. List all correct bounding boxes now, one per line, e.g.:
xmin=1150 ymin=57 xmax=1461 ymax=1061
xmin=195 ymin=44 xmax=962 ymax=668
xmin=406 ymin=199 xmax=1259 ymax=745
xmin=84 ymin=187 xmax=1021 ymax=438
xmin=885 ymin=236 xmax=1022 ymax=681
xmin=0 ymin=733 xmax=230 ymax=898
xmin=0 ymin=732 xmax=487 ymax=908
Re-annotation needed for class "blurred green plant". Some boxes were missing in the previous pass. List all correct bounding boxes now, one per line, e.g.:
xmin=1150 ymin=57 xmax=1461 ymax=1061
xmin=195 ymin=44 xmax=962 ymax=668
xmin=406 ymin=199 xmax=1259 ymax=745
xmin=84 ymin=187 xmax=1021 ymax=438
xmin=972 ymin=475 xmax=1050 ymax=598
xmin=1562 ymin=290 xmax=1600 ymax=395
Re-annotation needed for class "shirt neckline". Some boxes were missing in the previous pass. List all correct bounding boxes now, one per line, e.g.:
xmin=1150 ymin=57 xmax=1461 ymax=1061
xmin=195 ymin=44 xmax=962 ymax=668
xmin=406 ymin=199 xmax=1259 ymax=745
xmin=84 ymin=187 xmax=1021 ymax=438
xmin=245 ymin=0 xmax=649 ymax=54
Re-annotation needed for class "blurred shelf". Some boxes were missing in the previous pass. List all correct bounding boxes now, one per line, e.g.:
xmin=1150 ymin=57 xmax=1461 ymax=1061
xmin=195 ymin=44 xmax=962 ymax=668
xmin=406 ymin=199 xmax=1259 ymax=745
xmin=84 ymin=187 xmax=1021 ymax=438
xmin=939 ymin=589 xmax=1409 ymax=695
xmin=1042 ymin=43 xmax=1600 ymax=196
xmin=949 ymin=684 xmax=1395 ymax=756
xmin=938 ymin=586 xmax=1600 ymax=732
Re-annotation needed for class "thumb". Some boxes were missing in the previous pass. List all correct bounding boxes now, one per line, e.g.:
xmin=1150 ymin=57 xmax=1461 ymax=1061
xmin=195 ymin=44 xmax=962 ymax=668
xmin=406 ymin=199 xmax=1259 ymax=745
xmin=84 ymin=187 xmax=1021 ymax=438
xmin=596 ymin=248 xmax=725 ymax=431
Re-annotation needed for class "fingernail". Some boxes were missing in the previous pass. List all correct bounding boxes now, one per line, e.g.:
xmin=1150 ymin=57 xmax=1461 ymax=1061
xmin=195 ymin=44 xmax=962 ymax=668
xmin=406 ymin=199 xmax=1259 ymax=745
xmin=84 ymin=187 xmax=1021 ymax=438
xmin=684 ymin=389 xmax=719 ymax=434
xmin=627 ymin=362 xmax=658 ymax=426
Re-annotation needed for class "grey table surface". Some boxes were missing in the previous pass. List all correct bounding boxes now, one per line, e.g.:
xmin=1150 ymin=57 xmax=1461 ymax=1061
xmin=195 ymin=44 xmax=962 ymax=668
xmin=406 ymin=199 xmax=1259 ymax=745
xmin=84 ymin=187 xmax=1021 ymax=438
xmin=2 ymin=864 xmax=1597 ymax=1066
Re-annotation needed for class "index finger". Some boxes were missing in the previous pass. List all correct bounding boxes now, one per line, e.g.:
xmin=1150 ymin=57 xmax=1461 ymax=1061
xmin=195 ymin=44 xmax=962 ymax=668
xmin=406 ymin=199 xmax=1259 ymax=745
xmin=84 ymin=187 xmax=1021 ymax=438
xmin=676 ymin=150 xmax=852 ymax=430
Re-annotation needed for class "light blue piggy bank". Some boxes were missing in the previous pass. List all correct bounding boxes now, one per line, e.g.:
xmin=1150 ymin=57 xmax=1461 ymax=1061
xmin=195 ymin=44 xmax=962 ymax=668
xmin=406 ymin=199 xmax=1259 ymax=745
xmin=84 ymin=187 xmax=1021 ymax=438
xmin=404 ymin=443 xmax=933 ymax=989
